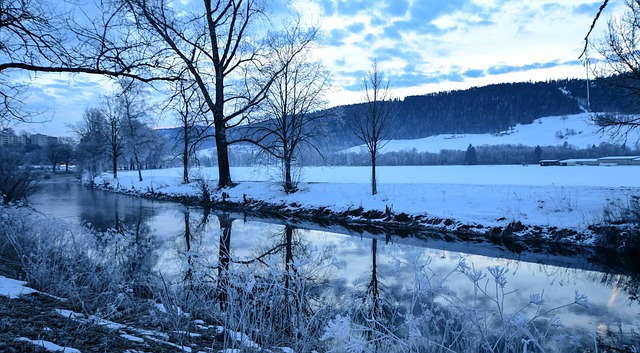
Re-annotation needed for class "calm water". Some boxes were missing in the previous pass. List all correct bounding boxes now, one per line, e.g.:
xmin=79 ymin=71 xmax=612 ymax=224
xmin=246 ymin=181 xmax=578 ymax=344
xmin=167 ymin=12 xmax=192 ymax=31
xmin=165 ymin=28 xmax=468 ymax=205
xmin=31 ymin=176 xmax=640 ymax=342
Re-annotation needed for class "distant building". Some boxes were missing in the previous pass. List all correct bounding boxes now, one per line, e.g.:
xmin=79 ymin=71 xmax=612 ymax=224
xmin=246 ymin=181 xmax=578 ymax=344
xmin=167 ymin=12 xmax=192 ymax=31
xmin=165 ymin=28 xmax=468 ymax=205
xmin=597 ymin=156 xmax=640 ymax=166
xmin=0 ymin=129 xmax=27 ymax=146
xmin=30 ymin=133 xmax=49 ymax=147
xmin=559 ymin=159 xmax=599 ymax=166
xmin=12 ymin=134 xmax=27 ymax=146
xmin=0 ymin=129 xmax=9 ymax=146
xmin=539 ymin=159 xmax=560 ymax=166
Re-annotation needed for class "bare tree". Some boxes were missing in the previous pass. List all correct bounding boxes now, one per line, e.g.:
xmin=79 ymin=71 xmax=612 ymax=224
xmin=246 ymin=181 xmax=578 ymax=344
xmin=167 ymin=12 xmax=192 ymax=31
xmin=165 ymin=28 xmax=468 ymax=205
xmin=352 ymin=62 xmax=395 ymax=195
xmin=118 ymin=0 xmax=293 ymax=188
xmin=45 ymin=141 xmax=64 ymax=172
xmin=74 ymin=108 xmax=109 ymax=183
xmin=45 ymin=139 xmax=75 ymax=173
xmin=57 ymin=137 xmax=76 ymax=173
xmin=119 ymin=79 xmax=156 ymax=182
xmin=99 ymin=94 xmax=126 ymax=179
xmin=247 ymin=23 xmax=328 ymax=193
xmin=167 ymin=79 xmax=206 ymax=184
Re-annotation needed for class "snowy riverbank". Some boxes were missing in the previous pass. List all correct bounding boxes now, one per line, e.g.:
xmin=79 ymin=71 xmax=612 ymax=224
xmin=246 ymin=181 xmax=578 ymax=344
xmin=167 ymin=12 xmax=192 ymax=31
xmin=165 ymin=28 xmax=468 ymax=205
xmin=94 ymin=165 xmax=640 ymax=248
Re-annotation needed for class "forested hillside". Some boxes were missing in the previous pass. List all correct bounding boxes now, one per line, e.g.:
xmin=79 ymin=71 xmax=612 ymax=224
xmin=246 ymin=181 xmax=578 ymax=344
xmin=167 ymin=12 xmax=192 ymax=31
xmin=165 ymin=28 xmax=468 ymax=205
xmin=158 ymin=77 xmax=639 ymax=153
xmin=321 ymin=78 xmax=639 ymax=150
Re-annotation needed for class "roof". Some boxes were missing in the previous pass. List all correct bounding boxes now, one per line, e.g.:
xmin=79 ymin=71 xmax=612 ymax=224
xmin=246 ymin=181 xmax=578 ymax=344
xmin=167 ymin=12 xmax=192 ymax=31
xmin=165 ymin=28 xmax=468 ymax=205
xmin=598 ymin=156 xmax=640 ymax=160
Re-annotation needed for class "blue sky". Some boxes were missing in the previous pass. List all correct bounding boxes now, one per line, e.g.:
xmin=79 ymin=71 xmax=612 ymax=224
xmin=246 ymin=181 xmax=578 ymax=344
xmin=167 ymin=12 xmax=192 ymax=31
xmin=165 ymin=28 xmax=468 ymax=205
xmin=15 ymin=0 xmax=624 ymax=136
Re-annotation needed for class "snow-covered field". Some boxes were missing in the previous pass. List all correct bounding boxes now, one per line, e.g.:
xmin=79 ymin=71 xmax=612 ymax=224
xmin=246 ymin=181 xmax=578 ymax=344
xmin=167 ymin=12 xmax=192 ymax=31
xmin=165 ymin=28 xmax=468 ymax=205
xmin=344 ymin=113 xmax=640 ymax=153
xmin=98 ymin=164 xmax=640 ymax=236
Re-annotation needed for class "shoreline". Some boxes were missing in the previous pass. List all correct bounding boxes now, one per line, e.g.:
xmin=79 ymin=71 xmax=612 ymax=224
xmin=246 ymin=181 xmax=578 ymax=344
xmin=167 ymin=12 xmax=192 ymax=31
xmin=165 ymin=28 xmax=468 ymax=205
xmin=89 ymin=170 xmax=640 ymax=258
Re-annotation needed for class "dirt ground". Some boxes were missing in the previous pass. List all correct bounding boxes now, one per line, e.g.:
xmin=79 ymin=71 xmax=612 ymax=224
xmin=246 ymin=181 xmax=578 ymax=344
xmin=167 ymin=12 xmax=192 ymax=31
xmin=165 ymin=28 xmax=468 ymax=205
xmin=0 ymin=285 xmax=225 ymax=353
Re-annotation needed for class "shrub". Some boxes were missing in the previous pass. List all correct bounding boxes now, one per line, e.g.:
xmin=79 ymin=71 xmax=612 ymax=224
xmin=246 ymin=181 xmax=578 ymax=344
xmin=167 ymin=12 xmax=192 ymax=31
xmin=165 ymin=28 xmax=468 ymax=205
xmin=0 ymin=148 xmax=41 ymax=204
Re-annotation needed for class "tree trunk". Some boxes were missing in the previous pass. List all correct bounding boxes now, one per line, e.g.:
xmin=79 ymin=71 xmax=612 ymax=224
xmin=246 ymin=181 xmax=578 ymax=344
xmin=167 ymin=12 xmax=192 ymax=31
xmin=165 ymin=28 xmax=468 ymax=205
xmin=284 ymin=157 xmax=293 ymax=193
xmin=214 ymin=120 xmax=233 ymax=188
xmin=134 ymin=151 xmax=143 ymax=182
xmin=216 ymin=213 xmax=233 ymax=311
xmin=183 ymin=155 xmax=189 ymax=183
xmin=183 ymin=128 xmax=189 ymax=184
xmin=371 ymin=154 xmax=377 ymax=195
xmin=112 ymin=152 xmax=118 ymax=179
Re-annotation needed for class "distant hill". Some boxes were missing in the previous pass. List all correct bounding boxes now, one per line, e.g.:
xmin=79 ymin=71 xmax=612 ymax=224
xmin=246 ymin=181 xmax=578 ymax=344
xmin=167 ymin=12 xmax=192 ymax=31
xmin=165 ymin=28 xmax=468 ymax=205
xmin=322 ymin=77 xmax=640 ymax=151
xmin=344 ymin=113 xmax=640 ymax=154
xmin=157 ymin=77 xmax=640 ymax=153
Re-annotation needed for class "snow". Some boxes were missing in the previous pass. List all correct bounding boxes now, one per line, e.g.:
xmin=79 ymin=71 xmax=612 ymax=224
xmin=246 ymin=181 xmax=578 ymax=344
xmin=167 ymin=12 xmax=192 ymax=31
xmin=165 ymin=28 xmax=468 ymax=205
xmin=54 ymin=309 xmax=126 ymax=330
xmin=343 ymin=113 xmax=640 ymax=153
xmin=15 ymin=337 xmax=81 ymax=353
xmin=0 ymin=275 xmax=37 ymax=298
xmin=121 ymin=334 xmax=145 ymax=343
xmin=97 ymin=163 xmax=640 ymax=236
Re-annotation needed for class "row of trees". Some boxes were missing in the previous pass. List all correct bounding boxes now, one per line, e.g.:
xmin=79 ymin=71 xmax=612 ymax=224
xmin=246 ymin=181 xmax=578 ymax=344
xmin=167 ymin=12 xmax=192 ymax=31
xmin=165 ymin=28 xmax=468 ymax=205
xmin=326 ymin=142 xmax=639 ymax=167
xmin=74 ymin=79 xmax=163 ymax=183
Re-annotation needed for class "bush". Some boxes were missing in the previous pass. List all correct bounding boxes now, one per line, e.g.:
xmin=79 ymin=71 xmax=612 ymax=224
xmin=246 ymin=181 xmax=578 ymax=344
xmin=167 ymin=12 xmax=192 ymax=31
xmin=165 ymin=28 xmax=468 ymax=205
xmin=0 ymin=148 xmax=41 ymax=204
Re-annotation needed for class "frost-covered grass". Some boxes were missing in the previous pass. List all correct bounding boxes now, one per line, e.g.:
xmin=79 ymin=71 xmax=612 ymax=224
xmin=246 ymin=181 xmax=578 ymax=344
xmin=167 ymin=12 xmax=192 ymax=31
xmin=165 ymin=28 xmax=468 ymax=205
xmin=97 ymin=164 xmax=640 ymax=241
xmin=2 ymin=205 xmax=636 ymax=352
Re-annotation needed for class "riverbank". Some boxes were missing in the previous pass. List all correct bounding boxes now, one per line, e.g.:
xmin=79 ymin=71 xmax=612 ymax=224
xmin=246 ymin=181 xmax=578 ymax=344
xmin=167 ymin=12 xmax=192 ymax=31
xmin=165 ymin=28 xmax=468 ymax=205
xmin=93 ymin=165 xmax=640 ymax=252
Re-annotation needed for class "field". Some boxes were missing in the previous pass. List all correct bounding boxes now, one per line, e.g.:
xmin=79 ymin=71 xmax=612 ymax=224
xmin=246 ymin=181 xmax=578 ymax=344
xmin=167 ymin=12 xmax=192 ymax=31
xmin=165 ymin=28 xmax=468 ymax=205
xmin=99 ymin=164 xmax=640 ymax=238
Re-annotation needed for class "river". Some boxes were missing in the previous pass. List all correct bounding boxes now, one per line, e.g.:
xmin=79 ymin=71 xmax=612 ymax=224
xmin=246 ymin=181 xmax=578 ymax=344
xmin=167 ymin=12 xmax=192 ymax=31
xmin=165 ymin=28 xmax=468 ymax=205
xmin=30 ymin=175 xmax=640 ymax=348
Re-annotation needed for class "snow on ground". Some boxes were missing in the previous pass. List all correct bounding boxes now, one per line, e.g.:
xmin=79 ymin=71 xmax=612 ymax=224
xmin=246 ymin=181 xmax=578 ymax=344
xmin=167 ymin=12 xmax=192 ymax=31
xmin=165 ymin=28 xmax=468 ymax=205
xmin=14 ymin=338 xmax=81 ymax=353
xmin=97 ymin=164 xmax=640 ymax=234
xmin=0 ymin=275 xmax=37 ymax=298
xmin=344 ymin=113 xmax=640 ymax=153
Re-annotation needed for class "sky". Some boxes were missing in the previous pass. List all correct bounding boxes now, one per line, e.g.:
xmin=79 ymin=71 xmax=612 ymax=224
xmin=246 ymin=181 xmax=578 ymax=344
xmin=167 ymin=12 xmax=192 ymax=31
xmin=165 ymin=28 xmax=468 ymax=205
xmin=11 ymin=0 xmax=626 ymax=137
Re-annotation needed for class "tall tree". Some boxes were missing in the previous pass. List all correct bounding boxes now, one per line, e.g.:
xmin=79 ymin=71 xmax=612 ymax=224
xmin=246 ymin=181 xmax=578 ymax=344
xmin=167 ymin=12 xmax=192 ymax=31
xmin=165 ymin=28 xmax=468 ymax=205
xmin=99 ymin=94 xmax=125 ymax=179
xmin=119 ymin=0 xmax=293 ymax=188
xmin=118 ymin=79 xmax=155 ymax=181
xmin=465 ymin=144 xmax=477 ymax=165
xmin=352 ymin=62 xmax=395 ymax=195
xmin=247 ymin=22 xmax=328 ymax=193
xmin=74 ymin=108 xmax=109 ymax=183
xmin=167 ymin=79 xmax=206 ymax=184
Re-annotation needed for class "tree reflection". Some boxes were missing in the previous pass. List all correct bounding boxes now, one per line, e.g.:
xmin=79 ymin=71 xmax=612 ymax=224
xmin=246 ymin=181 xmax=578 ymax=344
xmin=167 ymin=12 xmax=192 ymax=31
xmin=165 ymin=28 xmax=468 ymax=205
xmin=90 ymin=204 xmax=160 ymax=299
xmin=210 ymin=222 xmax=333 ymax=351
xmin=216 ymin=212 xmax=233 ymax=311
xmin=352 ymin=238 xmax=397 ymax=351
xmin=183 ymin=209 xmax=193 ymax=282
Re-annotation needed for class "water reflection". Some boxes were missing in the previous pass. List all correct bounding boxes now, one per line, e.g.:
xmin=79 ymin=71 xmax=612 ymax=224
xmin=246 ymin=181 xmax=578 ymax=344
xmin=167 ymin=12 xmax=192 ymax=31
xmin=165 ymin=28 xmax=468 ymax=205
xmin=31 ymin=180 xmax=640 ymax=349
xmin=216 ymin=213 xmax=233 ymax=310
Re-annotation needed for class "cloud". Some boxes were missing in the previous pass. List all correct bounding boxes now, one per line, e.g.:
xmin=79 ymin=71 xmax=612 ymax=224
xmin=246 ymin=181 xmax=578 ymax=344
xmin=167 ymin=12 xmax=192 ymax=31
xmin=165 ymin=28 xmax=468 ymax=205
xmin=347 ymin=22 xmax=366 ymax=34
xmin=573 ymin=1 xmax=605 ymax=15
xmin=384 ymin=0 xmax=410 ymax=17
xmin=485 ymin=60 xmax=582 ymax=76
xmin=372 ymin=45 xmax=422 ymax=65
xmin=325 ymin=28 xmax=350 ymax=46
xmin=462 ymin=69 xmax=486 ymax=79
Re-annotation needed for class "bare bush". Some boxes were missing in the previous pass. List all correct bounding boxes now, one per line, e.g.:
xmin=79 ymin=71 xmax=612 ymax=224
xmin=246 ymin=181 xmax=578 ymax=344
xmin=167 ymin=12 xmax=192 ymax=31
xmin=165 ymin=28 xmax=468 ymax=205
xmin=0 ymin=148 xmax=41 ymax=204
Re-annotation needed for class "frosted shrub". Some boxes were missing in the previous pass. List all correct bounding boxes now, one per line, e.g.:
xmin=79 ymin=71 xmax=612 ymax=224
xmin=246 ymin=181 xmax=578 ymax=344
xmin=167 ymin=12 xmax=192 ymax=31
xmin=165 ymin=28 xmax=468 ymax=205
xmin=408 ymin=258 xmax=588 ymax=352
xmin=321 ymin=254 xmax=589 ymax=353
xmin=0 ymin=207 xmax=157 ymax=318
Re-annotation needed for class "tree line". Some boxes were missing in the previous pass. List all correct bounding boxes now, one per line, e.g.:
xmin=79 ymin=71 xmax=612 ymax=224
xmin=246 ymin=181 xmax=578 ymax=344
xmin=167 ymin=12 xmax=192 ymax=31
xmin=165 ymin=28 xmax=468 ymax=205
xmin=328 ymin=142 xmax=639 ymax=167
